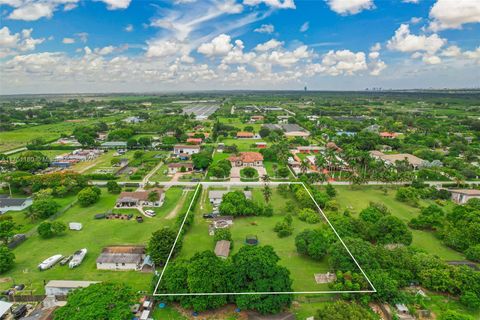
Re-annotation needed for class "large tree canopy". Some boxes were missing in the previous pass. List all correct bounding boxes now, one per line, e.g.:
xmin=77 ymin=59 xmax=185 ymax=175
xmin=54 ymin=283 xmax=136 ymax=320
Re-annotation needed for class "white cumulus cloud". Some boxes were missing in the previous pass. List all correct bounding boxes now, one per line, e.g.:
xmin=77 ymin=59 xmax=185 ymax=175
xmin=198 ymin=34 xmax=234 ymax=57
xmin=254 ymin=24 xmax=274 ymax=34
xmin=429 ymin=0 xmax=480 ymax=31
xmin=387 ymin=24 xmax=446 ymax=54
xmin=325 ymin=0 xmax=374 ymax=15
xmin=243 ymin=0 xmax=295 ymax=9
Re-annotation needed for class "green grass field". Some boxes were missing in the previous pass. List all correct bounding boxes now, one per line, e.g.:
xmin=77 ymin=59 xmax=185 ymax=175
xmin=177 ymin=187 xmax=361 ymax=292
xmin=0 ymin=187 xmax=187 ymax=294
xmin=217 ymin=117 xmax=263 ymax=132
xmin=333 ymin=185 xmax=464 ymax=260
xmin=0 ymin=116 xmax=120 ymax=153
xmin=218 ymin=138 xmax=265 ymax=152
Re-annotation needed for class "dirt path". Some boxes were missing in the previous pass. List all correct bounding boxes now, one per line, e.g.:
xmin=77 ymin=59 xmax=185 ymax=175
xmin=165 ymin=190 xmax=190 ymax=220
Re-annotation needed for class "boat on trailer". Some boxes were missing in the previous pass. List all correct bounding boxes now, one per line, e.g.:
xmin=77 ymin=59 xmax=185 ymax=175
xmin=69 ymin=248 xmax=87 ymax=268
xmin=38 ymin=254 xmax=63 ymax=271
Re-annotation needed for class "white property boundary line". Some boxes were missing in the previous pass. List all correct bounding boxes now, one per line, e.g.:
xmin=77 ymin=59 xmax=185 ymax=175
xmin=153 ymin=182 xmax=376 ymax=296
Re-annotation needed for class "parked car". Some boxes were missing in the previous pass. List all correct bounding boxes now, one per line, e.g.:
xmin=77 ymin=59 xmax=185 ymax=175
xmin=202 ymin=213 xmax=218 ymax=219
xmin=94 ymin=214 xmax=106 ymax=219
xmin=12 ymin=305 xmax=27 ymax=319
xmin=144 ymin=210 xmax=156 ymax=217
xmin=136 ymin=216 xmax=144 ymax=223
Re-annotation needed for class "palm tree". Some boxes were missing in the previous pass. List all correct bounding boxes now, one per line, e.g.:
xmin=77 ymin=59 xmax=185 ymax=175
xmin=262 ymin=185 xmax=272 ymax=203
xmin=300 ymin=159 xmax=309 ymax=174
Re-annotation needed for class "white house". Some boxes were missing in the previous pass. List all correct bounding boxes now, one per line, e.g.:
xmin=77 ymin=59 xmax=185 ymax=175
xmin=45 ymin=280 xmax=99 ymax=296
xmin=173 ymin=144 xmax=200 ymax=156
xmin=96 ymin=246 xmax=146 ymax=271
xmin=209 ymin=190 xmax=252 ymax=205
xmin=0 ymin=197 xmax=33 ymax=214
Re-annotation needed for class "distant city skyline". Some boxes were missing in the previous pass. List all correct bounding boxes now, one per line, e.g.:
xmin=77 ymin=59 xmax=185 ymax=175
xmin=0 ymin=0 xmax=479 ymax=94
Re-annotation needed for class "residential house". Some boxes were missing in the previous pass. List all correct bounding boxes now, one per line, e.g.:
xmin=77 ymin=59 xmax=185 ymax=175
xmin=236 ymin=131 xmax=255 ymax=139
xmin=0 ymin=197 xmax=33 ymax=214
xmin=379 ymin=131 xmax=398 ymax=139
xmin=186 ymin=138 xmax=202 ymax=145
xmin=123 ymin=116 xmax=143 ymax=124
xmin=250 ymin=115 xmax=264 ymax=122
xmin=255 ymin=142 xmax=267 ymax=149
xmin=116 ymin=189 xmax=164 ymax=208
xmin=449 ymin=189 xmax=480 ymax=204
xmin=100 ymin=141 xmax=127 ymax=149
xmin=173 ymin=145 xmax=200 ymax=156
xmin=228 ymin=152 xmax=264 ymax=167
xmin=214 ymin=240 xmax=231 ymax=259
xmin=297 ymin=146 xmax=322 ymax=154
xmin=263 ymin=123 xmax=310 ymax=138
xmin=45 ymin=280 xmax=99 ymax=296
xmin=208 ymin=190 xmax=252 ymax=205
xmin=96 ymin=246 xmax=146 ymax=271
xmin=370 ymin=151 xmax=424 ymax=170
xmin=167 ymin=162 xmax=194 ymax=174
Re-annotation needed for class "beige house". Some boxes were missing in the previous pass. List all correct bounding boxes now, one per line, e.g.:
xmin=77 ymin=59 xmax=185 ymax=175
xmin=214 ymin=240 xmax=231 ymax=259
xmin=228 ymin=152 xmax=264 ymax=167
xmin=449 ymin=189 xmax=480 ymax=204
xmin=370 ymin=151 xmax=424 ymax=170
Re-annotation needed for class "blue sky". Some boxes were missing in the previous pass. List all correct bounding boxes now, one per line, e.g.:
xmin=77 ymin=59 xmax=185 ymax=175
xmin=0 ymin=0 xmax=479 ymax=94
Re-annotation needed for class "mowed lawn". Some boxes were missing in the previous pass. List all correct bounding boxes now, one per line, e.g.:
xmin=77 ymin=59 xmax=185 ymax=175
xmin=333 ymin=185 xmax=464 ymax=260
xmin=218 ymin=138 xmax=266 ymax=152
xmin=0 ymin=187 xmax=187 ymax=294
xmin=178 ymin=187 xmax=349 ymax=292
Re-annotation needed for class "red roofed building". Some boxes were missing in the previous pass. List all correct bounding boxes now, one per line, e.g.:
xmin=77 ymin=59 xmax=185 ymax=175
xmin=187 ymin=138 xmax=202 ymax=145
xmin=236 ymin=131 xmax=254 ymax=139
xmin=379 ymin=132 xmax=398 ymax=139
xmin=229 ymin=152 xmax=264 ymax=167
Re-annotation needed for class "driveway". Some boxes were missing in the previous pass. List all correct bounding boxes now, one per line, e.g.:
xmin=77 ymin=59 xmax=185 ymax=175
xmin=230 ymin=166 xmax=267 ymax=182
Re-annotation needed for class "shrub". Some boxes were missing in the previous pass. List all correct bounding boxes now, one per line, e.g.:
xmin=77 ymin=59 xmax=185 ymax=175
xmin=214 ymin=229 xmax=233 ymax=248
xmin=298 ymin=208 xmax=321 ymax=224
xmin=77 ymin=186 xmax=101 ymax=207
xmin=465 ymin=245 xmax=480 ymax=262
xmin=274 ymin=215 xmax=293 ymax=238
xmin=0 ymin=245 xmax=15 ymax=273
xmin=38 ymin=221 xmax=67 ymax=239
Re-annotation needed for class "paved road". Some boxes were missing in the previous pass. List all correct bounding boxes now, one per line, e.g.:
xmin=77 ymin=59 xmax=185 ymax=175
xmin=90 ymin=180 xmax=480 ymax=188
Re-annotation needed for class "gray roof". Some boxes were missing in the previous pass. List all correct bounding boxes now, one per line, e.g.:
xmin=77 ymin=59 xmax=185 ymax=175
xmin=96 ymin=253 xmax=142 ymax=264
xmin=0 ymin=198 xmax=30 ymax=207
xmin=263 ymin=123 xmax=308 ymax=133
xmin=209 ymin=190 xmax=252 ymax=200
xmin=101 ymin=141 xmax=127 ymax=147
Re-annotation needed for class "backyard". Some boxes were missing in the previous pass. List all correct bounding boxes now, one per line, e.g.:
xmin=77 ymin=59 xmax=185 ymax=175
xmin=0 ymin=186 xmax=191 ymax=294
xmin=176 ymin=186 xmax=363 ymax=292
xmin=333 ymin=185 xmax=465 ymax=260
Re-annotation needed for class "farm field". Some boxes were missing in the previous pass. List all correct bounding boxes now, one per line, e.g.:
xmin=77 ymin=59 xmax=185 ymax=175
xmin=0 ymin=187 xmax=190 ymax=294
xmin=333 ymin=185 xmax=465 ymax=260
xmin=177 ymin=186 xmax=362 ymax=292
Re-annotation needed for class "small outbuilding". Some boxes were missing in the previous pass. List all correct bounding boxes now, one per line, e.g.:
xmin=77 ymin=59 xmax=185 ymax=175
xmin=45 ymin=280 xmax=99 ymax=296
xmin=449 ymin=189 xmax=480 ymax=204
xmin=69 ymin=222 xmax=83 ymax=231
xmin=214 ymin=240 xmax=231 ymax=259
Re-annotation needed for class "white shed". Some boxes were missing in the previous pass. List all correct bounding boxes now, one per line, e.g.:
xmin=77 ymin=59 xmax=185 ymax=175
xmin=69 ymin=222 xmax=83 ymax=231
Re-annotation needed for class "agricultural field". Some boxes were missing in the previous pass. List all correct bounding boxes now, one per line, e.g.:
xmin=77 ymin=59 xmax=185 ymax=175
xmin=0 ymin=187 xmax=192 ymax=294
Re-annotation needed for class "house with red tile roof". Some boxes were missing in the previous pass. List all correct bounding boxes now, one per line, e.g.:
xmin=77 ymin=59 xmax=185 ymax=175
xmin=229 ymin=152 xmax=264 ymax=167
xmin=236 ymin=131 xmax=255 ymax=139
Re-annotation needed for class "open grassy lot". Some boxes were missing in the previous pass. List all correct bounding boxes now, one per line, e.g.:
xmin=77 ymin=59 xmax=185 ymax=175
xmin=71 ymin=150 xmax=137 ymax=175
xmin=7 ymin=149 xmax=71 ymax=160
xmin=218 ymin=138 xmax=265 ymax=152
xmin=9 ymin=195 xmax=77 ymax=234
xmin=149 ymin=164 xmax=171 ymax=182
xmin=217 ymin=117 xmax=263 ymax=132
xmin=177 ymin=186 xmax=360 ymax=292
xmin=0 ymin=116 xmax=120 ymax=153
xmin=333 ymin=185 xmax=464 ymax=260
xmin=0 ymin=187 xmax=187 ymax=294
